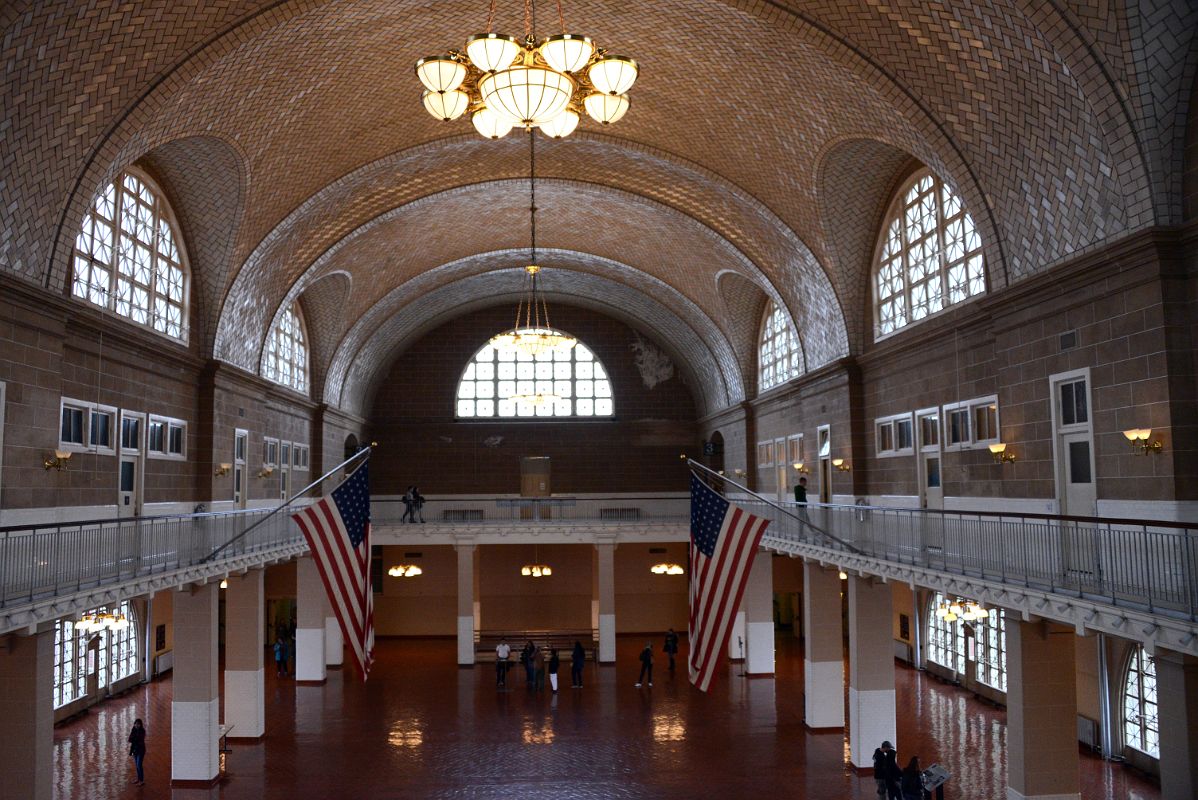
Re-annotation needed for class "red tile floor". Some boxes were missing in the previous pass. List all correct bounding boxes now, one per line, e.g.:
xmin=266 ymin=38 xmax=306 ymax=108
xmin=53 ymin=635 xmax=1161 ymax=799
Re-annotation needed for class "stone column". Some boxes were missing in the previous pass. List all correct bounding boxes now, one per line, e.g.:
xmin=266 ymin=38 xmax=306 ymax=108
xmin=595 ymin=538 xmax=616 ymax=663
xmin=1005 ymin=615 xmax=1080 ymax=800
xmin=847 ymin=575 xmax=895 ymax=768
xmin=803 ymin=562 xmax=845 ymax=728
xmin=324 ymin=590 xmax=343 ymax=668
xmin=172 ymin=582 xmax=220 ymax=785
xmin=0 ymin=628 xmax=53 ymax=800
xmin=456 ymin=540 xmax=476 ymax=665
xmin=295 ymin=556 xmax=326 ymax=684
xmin=744 ymin=550 xmax=774 ymax=675
xmin=223 ymin=569 xmax=265 ymax=739
xmin=1154 ymin=648 xmax=1198 ymax=800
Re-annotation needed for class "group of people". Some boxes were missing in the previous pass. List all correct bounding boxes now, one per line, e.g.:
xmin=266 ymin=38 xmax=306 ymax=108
xmin=496 ymin=639 xmax=588 ymax=691
xmin=401 ymin=485 xmax=426 ymax=523
xmin=635 ymin=628 xmax=680 ymax=687
xmin=873 ymin=740 xmax=926 ymax=800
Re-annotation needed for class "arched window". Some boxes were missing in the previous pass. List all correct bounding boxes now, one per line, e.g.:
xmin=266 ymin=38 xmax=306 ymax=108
xmin=1123 ymin=647 xmax=1159 ymax=757
xmin=72 ymin=171 xmax=189 ymax=341
xmin=456 ymin=335 xmax=613 ymax=418
xmin=926 ymin=592 xmax=965 ymax=674
xmin=758 ymin=302 xmax=801 ymax=392
xmin=263 ymin=302 xmax=309 ymax=394
xmin=974 ymin=607 xmax=1007 ymax=691
xmin=53 ymin=600 xmax=138 ymax=709
xmin=873 ymin=170 xmax=984 ymax=337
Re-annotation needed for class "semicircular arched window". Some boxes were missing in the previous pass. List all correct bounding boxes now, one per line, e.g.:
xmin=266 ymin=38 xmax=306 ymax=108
xmin=263 ymin=302 xmax=309 ymax=394
xmin=456 ymin=334 xmax=613 ymax=418
xmin=758 ymin=302 xmax=801 ymax=392
xmin=1122 ymin=646 xmax=1159 ymax=757
xmin=72 ymin=170 xmax=190 ymax=341
xmin=873 ymin=169 xmax=985 ymax=338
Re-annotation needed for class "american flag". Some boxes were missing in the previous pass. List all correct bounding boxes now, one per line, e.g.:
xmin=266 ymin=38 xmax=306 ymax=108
xmin=688 ymin=472 xmax=769 ymax=692
xmin=291 ymin=461 xmax=375 ymax=680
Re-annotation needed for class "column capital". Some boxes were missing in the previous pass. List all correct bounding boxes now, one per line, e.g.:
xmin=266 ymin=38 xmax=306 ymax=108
xmin=453 ymin=534 xmax=477 ymax=551
xmin=594 ymin=534 xmax=619 ymax=549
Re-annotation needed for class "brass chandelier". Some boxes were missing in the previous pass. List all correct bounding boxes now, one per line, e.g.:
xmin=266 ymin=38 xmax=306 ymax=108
xmin=414 ymin=0 xmax=638 ymax=139
xmin=935 ymin=597 xmax=987 ymax=623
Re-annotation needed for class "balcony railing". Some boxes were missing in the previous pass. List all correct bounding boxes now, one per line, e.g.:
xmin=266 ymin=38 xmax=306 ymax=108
xmin=373 ymin=494 xmax=689 ymax=525
xmin=746 ymin=498 xmax=1198 ymax=621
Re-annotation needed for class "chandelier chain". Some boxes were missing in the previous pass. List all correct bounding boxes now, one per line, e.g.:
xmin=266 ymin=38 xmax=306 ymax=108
xmin=524 ymin=0 xmax=533 ymax=36
xmin=486 ymin=0 xmax=497 ymax=32
xmin=555 ymin=0 xmax=566 ymax=32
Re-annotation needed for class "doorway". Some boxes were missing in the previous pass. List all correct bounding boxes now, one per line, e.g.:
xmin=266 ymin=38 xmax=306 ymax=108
xmin=118 ymin=411 xmax=145 ymax=517
xmin=916 ymin=409 xmax=943 ymax=510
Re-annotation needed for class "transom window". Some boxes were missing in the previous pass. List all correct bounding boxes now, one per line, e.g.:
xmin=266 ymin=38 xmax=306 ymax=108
xmin=758 ymin=302 xmax=801 ymax=392
xmin=53 ymin=600 xmax=138 ymax=710
xmin=1123 ymin=647 xmax=1159 ymax=757
xmin=72 ymin=171 xmax=188 ymax=341
xmin=456 ymin=335 xmax=613 ymax=418
xmin=263 ymin=303 xmax=309 ymax=394
xmin=874 ymin=170 xmax=984 ymax=337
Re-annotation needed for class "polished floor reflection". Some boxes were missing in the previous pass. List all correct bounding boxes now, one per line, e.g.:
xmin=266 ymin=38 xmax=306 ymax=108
xmin=53 ymin=636 xmax=1160 ymax=799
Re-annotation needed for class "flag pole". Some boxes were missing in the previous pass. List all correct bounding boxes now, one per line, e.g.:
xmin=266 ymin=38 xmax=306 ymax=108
xmin=200 ymin=445 xmax=372 ymax=564
xmin=685 ymin=457 xmax=862 ymax=555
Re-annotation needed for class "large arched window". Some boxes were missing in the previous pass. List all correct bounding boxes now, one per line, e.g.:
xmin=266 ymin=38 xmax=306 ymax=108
xmin=456 ymin=335 xmax=613 ymax=418
xmin=873 ymin=170 xmax=984 ymax=337
xmin=263 ymin=302 xmax=309 ymax=394
xmin=1123 ymin=646 xmax=1159 ymax=757
xmin=758 ymin=302 xmax=801 ymax=392
xmin=53 ymin=600 xmax=138 ymax=709
xmin=72 ymin=171 xmax=189 ymax=341
xmin=926 ymin=592 xmax=966 ymax=674
xmin=974 ymin=607 xmax=1007 ymax=691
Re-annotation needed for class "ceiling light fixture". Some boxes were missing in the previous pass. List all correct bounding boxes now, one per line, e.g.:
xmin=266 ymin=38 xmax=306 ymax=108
xmin=935 ymin=596 xmax=986 ymax=623
xmin=415 ymin=0 xmax=638 ymax=139
xmin=77 ymin=609 xmax=130 ymax=634
xmin=388 ymin=564 xmax=424 ymax=578
xmin=650 ymin=562 xmax=685 ymax=576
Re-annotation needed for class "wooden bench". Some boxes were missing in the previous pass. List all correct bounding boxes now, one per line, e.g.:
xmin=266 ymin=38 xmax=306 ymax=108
xmin=476 ymin=629 xmax=598 ymax=662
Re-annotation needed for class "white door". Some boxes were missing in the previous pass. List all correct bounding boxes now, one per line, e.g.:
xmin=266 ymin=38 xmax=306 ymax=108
xmin=920 ymin=453 xmax=943 ymax=510
xmin=234 ymin=429 xmax=248 ymax=509
xmin=118 ymin=413 xmax=144 ymax=517
xmin=279 ymin=442 xmax=292 ymax=501
xmin=1060 ymin=431 xmax=1096 ymax=517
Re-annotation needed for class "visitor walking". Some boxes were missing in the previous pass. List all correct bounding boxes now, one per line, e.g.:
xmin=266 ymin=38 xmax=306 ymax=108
xmin=635 ymin=641 xmax=654 ymax=687
xmin=401 ymin=486 xmax=416 ymax=523
xmin=522 ymin=640 xmax=536 ymax=687
xmin=663 ymin=628 xmax=679 ymax=672
xmin=495 ymin=639 xmax=511 ymax=687
xmin=534 ymin=646 xmax=546 ymax=691
xmin=548 ymin=649 xmax=560 ymax=693
xmin=872 ymin=740 xmax=902 ymax=799
xmin=128 ymin=718 xmax=146 ymax=786
xmin=273 ymin=635 xmax=287 ymax=677
xmin=571 ymin=640 xmax=586 ymax=688
xmin=411 ymin=486 xmax=426 ymax=523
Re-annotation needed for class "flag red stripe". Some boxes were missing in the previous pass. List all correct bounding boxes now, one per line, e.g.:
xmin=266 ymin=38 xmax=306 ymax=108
xmin=691 ymin=507 xmax=748 ymax=685
xmin=307 ymin=503 xmax=367 ymax=646
xmin=295 ymin=506 xmax=367 ymax=662
xmin=694 ymin=513 xmax=766 ymax=690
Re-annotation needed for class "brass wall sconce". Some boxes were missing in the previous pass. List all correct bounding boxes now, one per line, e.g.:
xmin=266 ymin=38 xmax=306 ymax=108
xmin=43 ymin=450 xmax=72 ymax=471
xmin=792 ymin=461 xmax=810 ymax=474
xmin=1123 ymin=428 xmax=1162 ymax=455
xmin=832 ymin=458 xmax=851 ymax=472
xmin=988 ymin=443 xmax=1016 ymax=464
xmin=733 ymin=468 xmax=746 ymax=478
xmin=214 ymin=462 xmax=232 ymax=477
xmin=258 ymin=465 xmax=275 ymax=478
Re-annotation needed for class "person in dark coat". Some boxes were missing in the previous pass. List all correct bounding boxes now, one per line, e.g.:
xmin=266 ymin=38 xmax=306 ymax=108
xmin=548 ymin=649 xmax=560 ymax=693
xmin=635 ymin=641 xmax=654 ymax=687
xmin=128 ymin=718 xmax=147 ymax=786
xmin=412 ymin=486 xmax=426 ymax=523
xmin=663 ymin=628 xmax=679 ymax=672
xmin=872 ymin=741 xmax=902 ymax=799
xmin=571 ymin=640 xmax=586 ymax=688
xmin=401 ymin=486 xmax=415 ymax=523
xmin=521 ymin=641 xmax=536 ymax=687
xmin=900 ymin=756 xmax=923 ymax=800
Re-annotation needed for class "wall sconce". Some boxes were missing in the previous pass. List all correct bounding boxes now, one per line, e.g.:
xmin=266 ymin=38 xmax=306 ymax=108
xmin=219 ymin=579 xmax=228 ymax=589
xmin=792 ymin=461 xmax=810 ymax=474
xmin=832 ymin=458 xmax=850 ymax=472
xmin=258 ymin=466 xmax=275 ymax=478
xmin=733 ymin=468 xmax=746 ymax=478
xmin=43 ymin=450 xmax=72 ymax=471
xmin=988 ymin=443 xmax=1016 ymax=464
xmin=214 ymin=462 xmax=232 ymax=477
xmin=1123 ymin=428 xmax=1162 ymax=455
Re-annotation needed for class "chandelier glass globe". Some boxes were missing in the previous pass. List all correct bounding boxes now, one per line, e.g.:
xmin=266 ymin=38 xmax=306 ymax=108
xmin=539 ymin=34 xmax=595 ymax=73
xmin=472 ymin=106 xmax=515 ymax=139
xmin=588 ymin=55 xmax=638 ymax=95
xmin=414 ymin=56 xmax=466 ymax=93
xmin=583 ymin=92 xmax=629 ymax=125
xmin=538 ymin=109 xmax=579 ymax=138
xmin=466 ymin=33 xmax=521 ymax=73
xmin=423 ymin=90 xmax=469 ymax=121
xmin=479 ymin=66 xmax=575 ymax=126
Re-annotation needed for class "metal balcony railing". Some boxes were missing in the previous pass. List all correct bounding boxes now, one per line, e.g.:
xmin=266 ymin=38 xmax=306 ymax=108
xmin=373 ymin=494 xmax=690 ymax=525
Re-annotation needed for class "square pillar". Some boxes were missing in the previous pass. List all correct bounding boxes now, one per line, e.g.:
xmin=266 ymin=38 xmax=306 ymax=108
xmin=324 ymin=589 xmax=343 ymax=668
xmin=847 ymin=575 xmax=896 ymax=768
xmin=1154 ymin=648 xmax=1198 ymax=800
xmin=1005 ymin=615 xmax=1080 ymax=800
xmin=172 ymin=582 xmax=220 ymax=785
xmin=295 ymin=556 xmax=326 ymax=684
xmin=803 ymin=562 xmax=845 ymax=728
xmin=456 ymin=541 xmax=476 ymax=666
xmin=223 ymin=569 xmax=265 ymax=739
xmin=744 ymin=550 xmax=774 ymax=675
xmin=0 ymin=629 xmax=53 ymax=800
xmin=595 ymin=539 xmax=616 ymax=663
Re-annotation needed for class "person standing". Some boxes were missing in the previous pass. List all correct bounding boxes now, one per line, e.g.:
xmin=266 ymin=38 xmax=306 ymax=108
xmin=900 ymin=756 xmax=923 ymax=800
xmin=521 ymin=640 xmax=536 ymax=687
xmin=793 ymin=475 xmax=809 ymax=504
xmin=663 ymin=628 xmax=679 ymax=673
xmin=635 ymin=641 xmax=654 ymax=687
xmin=412 ymin=486 xmax=426 ymax=523
xmin=533 ymin=646 xmax=546 ymax=691
xmin=571 ymin=640 xmax=586 ymax=688
xmin=495 ymin=639 xmax=511 ymax=687
xmin=401 ymin=486 xmax=415 ymax=523
xmin=128 ymin=718 xmax=146 ymax=786
xmin=273 ymin=635 xmax=287 ymax=677
xmin=548 ymin=649 xmax=560 ymax=693
xmin=872 ymin=741 xmax=902 ymax=799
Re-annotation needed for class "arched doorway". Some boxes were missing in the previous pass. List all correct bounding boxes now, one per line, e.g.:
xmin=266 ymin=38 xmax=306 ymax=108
xmin=344 ymin=434 xmax=360 ymax=460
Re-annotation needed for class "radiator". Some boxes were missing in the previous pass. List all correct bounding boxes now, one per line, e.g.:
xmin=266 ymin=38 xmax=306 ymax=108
xmin=442 ymin=509 xmax=484 ymax=521
xmin=1077 ymin=715 xmax=1099 ymax=751
xmin=154 ymin=651 xmax=174 ymax=676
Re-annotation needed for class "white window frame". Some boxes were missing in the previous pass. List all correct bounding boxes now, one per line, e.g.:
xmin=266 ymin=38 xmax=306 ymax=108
xmin=1052 ymin=368 xmax=1093 ymax=434
xmin=817 ymin=425 xmax=831 ymax=459
xmin=263 ymin=436 xmax=280 ymax=468
xmin=146 ymin=415 xmax=186 ymax=460
xmin=942 ymin=395 xmax=1000 ymax=451
xmin=916 ymin=407 xmax=941 ymax=452
xmin=785 ymin=434 xmax=804 ymax=466
xmin=58 ymin=397 xmax=117 ymax=455
xmin=756 ymin=441 xmax=775 ymax=468
xmin=119 ymin=410 xmax=145 ymax=454
xmin=293 ymin=444 xmax=310 ymax=472
xmin=875 ymin=412 xmax=915 ymax=458
xmin=234 ymin=428 xmax=249 ymax=505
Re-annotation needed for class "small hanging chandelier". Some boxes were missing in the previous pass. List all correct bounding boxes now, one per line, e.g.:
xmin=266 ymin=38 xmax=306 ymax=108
xmin=650 ymin=563 xmax=685 ymax=576
xmin=935 ymin=596 xmax=986 ymax=623
xmin=77 ymin=609 xmax=130 ymax=634
xmin=489 ymin=130 xmax=577 ymax=366
xmin=414 ymin=0 xmax=638 ymax=139
xmin=521 ymin=544 xmax=553 ymax=577
xmin=388 ymin=564 xmax=424 ymax=578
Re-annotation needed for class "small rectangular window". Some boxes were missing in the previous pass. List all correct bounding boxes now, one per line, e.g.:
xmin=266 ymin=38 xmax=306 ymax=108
xmin=757 ymin=441 xmax=774 ymax=467
xmin=947 ymin=408 xmax=970 ymax=446
xmin=786 ymin=435 xmax=803 ymax=464
xmin=120 ymin=416 xmax=141 ymax=451
xmin=61 ymin=406 xmax=85 ymax=446
xmin=148 ymin=420 xmax=167 ymax=454
xmin=895 ymin=418 xmax=913 ymax=450
xmin=919 ymin=413 xmax=940 ymax=449
xmin=817 ymin=428 xmax=830 ymax=458
xmin=168 ymin=423 xmax=184 ymax=455
xmin=972 ymin=402 xmax=998 ymax=442
xmin=877 ymin=422 xmax=894 ymax=453
xmin=1059 ymin=379 xmax=1088 ymax=426
xmin=264 ymin=437 xmax=279 ymax=467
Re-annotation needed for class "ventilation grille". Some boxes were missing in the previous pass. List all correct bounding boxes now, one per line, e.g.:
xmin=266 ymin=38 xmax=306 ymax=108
xmin=442 ymin=509 xmax=484 ymax=521
xmin=1059 ymin=330 xmax=1078 ymax=350
xmin=600 ymin=508 xmax=641 ymax=520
